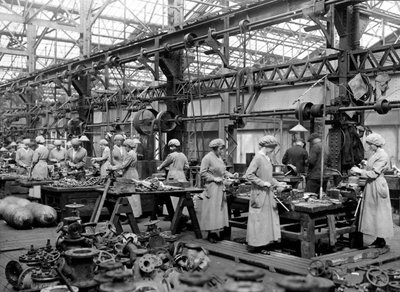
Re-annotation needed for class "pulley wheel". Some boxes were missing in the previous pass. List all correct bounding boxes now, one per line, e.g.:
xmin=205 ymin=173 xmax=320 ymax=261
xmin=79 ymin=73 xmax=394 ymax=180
xmin=156 ymin=111 xmax=177 ymax=132
xmin=295 ymin=102 xmax=313 ymax=121
xmin=133 ymin=109 xmax=158 ymax=135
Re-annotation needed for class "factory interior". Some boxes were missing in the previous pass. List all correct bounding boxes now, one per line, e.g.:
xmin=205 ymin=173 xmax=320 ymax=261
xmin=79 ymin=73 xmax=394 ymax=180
xmin=2 ymin=0 xmax=400 ymax=291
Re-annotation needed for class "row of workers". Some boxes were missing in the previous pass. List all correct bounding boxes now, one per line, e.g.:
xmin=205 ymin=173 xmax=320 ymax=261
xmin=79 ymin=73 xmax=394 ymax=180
xmin=201 ymin=133 xmax=393 ymax=252
xmin=7 ymin=132 xmax=393 ymax=250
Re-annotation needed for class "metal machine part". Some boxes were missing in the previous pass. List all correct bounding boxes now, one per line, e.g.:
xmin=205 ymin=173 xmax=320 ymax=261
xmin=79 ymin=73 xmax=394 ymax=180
xmin=366 ymin=267 xmax=390 ymax=288
xmin=63 ymin=248 xmax=99 ymax=289
xmin=277 ymin=276 xmax=319 ymax=292
xmin=99 ymin=270 xmax=135 ymax=292
xmin=94 ymin=261 xmax=125 ymax=284
xmin=40 ymin=285 xmax=79 ymax=292
xmin=226 ymin=265 xmax=265 ymax=282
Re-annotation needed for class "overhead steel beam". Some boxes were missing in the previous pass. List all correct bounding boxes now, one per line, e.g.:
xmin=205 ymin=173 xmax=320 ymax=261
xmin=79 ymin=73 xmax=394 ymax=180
xmin=0 ymin=0 xmax=350 ymax=90
xmin=0 ymin=12 xmax=80 ymax=32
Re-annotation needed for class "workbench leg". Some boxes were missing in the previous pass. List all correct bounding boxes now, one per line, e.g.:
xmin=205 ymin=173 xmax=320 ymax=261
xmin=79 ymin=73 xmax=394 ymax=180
xmin=301 ymin=217 xmax=316 ymax=259
xmin=0 ymin=181 xmax=6 ymax=199
xmin=171 ymin=197 xmax=185 ymax=235
xmin=151 ymin=195 xmax=160 ymax=220
xmin=185 ymin=197 xmax=202 ymax=239
xmin=110 ymin=197 xmax=140 ymax=235
xmin=165 ymin=196 xmax=175 ymax=219
xmin=90 ymin=194 xmax=102 ymax=222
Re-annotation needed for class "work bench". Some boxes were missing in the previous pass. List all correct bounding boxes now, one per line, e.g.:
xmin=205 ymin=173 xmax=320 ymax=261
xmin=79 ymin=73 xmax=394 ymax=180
xmin=41 ymin=185 xmax=105 ymax=221
xmin=0 ymin=174 xmax=19 ymax=198
xmin=228 ymin=194 xmax=359 ymax=258
xmin=280 ymin=201 xmax=360 ymax=258
xmin=93 ymin=187 xmax=204 ymax=238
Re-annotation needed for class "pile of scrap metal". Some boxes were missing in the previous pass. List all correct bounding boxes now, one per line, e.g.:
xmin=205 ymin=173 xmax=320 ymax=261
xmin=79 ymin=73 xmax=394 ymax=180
xmin=50 ymin=177 xmax=106 ymax=188
xmin=130 ymin=177 xmax=184 ymax=192
xmin=4 ymin=215 xmax=215 ymax=291
xmin=306 ymin=247 xmax=400 ymax=292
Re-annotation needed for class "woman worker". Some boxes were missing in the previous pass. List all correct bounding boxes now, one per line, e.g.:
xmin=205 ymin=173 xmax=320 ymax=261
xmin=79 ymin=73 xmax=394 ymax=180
xmin=49 ymin=140 xmax=67 ymax=168
xmin=91 ymin=139 xmax=110 ymax=177
xmin=245 ymin=135 xmax=284 ymax=253
xmin=109 ymin=138 xmax=142 ymax=217
xmin=15 ymin=139 xmax=34 ymax=175
xmin=157 ymin=138 xmax=189 ymax=216
xmin=351 ymin=133 xmax=393 ymax=248
xmin=31 ymin=135 xmax=49 ymax=179
xmin=157 ymin=139 xmax=189 ymax=182
xmin=200 ymin=138 xmax=237 ymax=243
xmin=112 ymin=134 xmax=126 ymax=172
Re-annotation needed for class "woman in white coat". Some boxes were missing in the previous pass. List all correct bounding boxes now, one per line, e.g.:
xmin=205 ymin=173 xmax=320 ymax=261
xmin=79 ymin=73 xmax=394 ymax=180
xmin=351 ymin=133 xmax=393 ymax=248
xmin=245 ymin=135 xmax=284 ymax=253
xmin=109 ymin=138 xmax=142 ymax=217
xmin=31 ymin=135 xmax=49 ymax=180
xmin=91 ymin=139 xmax=110 ymax=177
xmin=200 ymin=138 xmax=237 ymax=243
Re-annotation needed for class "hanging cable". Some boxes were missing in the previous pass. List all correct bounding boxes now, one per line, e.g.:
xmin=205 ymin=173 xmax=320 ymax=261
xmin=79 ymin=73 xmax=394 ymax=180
xmin=196 ymin=46 xmax=206 ymax=156
xmin=185 ymin=48 xmax=200 ymax=161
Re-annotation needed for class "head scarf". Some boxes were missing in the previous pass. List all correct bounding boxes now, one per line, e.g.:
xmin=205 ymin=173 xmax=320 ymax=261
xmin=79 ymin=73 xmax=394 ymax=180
xmin=307 ymin=133 xmax=321 ymax=142
xmin=114 ymin=134 xmax=124 ymax=141
xmin=54 ymin=140 xmax=62 ymax=146
xmin=123 ymin=139 xmax=136 ymax=148
xmin=168 ymin=139 xmax=180 ymax=147
xmin=366 ymin=133 xmax=385 ymax=147
xmin=99 ymin=139 xmax=108 ymax=146
xmin=259 ymin=135 xmax=278 ymax=148
xmin=209 ymin=138 xmax=225 ymax=148
xmin=22 ymin=139 xmax=31 ymax=145
xmin=71 ymin=138 xmax=80 ymax=146
xmin=35 ymin=136 xmax=45 ymax=144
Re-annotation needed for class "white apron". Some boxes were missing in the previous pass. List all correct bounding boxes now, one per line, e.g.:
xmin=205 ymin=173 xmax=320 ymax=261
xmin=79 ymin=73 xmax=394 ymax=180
xmin=245 ymin=152 xmax=281 ymax=247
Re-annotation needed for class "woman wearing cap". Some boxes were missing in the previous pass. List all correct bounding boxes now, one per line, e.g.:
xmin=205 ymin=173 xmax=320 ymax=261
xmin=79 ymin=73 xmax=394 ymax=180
xmin=31 ymin=136 xmax=49 ymax=179
xmin=157 ymin=138 xmax=189 ymax=216
xmin=49 ymin=140 xmax=67 ymax=168
xmin=15 ymin=139 xmax=34 ymax=175
xmin=112 ymin=134 xmax=127 ymax=172
xmin=66 ymin=138 xmax=88 ymax=180
xmin=5 ymin=141 xmax=17 ymax=164
xmin=351 ymin=133 xmax=393 ymax=248
xmin=91 ymin=139 xmax=111 ymax=177
xmin=245 ymin=135 xmax=284 ymax=253
xmin=109 ymin=138 xmax=142 ymax=216
xmin=200 ymin=138 xmax=238 ymax=243
xmin=157 ymin=139 xmax=189 ymax=182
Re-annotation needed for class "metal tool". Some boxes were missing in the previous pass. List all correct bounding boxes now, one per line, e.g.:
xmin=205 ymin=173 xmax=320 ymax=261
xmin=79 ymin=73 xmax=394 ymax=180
xmin=354 ymin=194 xmax=363 ymax=218
xmin=273 ymin=194 xmax=290 ymax=212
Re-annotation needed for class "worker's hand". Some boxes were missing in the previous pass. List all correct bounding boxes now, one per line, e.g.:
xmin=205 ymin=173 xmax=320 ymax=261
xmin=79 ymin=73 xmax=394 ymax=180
xmin=350 ymin=166 xmax=362 ymax=175
xmin=232 ymin=172 xmax=239 ymax=178
xmin=214 ymin=177 xmax=223 ymax=183
xmin=157 ymin=166 xmax=161 ymax=171
xmin=91 ymin=158 xmax=97 ymax=164
xmin=263 ymin=181 xmax=272 ymax=188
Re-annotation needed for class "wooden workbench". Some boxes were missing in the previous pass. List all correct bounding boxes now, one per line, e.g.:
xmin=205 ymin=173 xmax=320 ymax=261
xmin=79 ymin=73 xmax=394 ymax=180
xmin=281 ymin=201 xmax=359 ymax=259
xmin=41 ymin=185 xmax=105 ymax=221
xmin=0 ymin=174 xmax=19 ymax=198
xmin=95 ymin=187 xmax=204 ymax=238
